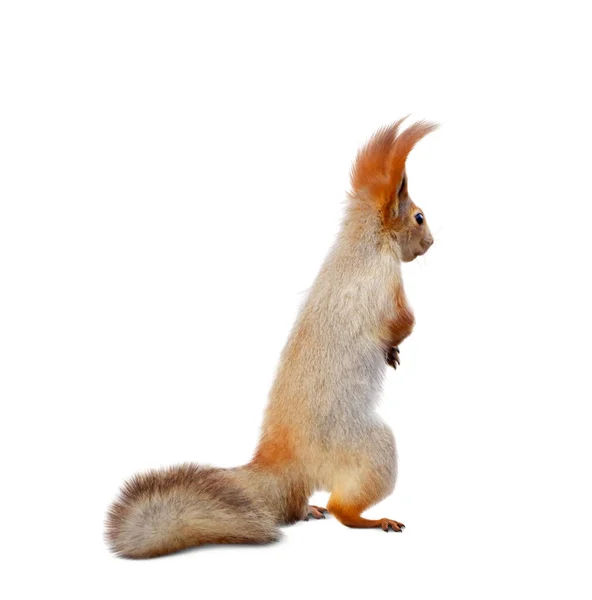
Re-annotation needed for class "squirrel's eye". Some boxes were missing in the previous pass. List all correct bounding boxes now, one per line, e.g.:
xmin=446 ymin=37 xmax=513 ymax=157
xmin=415 ymin=213 xmax=424 ymax=225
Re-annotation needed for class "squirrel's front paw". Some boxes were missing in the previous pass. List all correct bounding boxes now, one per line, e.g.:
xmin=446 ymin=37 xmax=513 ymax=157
xmin=386 ymin=346 xmax=400 ymax=369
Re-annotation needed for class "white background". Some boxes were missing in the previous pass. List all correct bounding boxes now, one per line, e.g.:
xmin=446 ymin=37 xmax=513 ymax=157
xmin=1 ymin=1 xmax=591 ymax=598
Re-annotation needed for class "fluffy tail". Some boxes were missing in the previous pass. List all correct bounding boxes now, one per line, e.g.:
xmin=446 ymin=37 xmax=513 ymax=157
xmin=105 ymin=463 xmax=279 ymax=558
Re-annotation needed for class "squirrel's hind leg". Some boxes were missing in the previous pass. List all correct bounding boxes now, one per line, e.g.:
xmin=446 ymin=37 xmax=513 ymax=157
xmin=326 ymin=495 xmax=405 ymax=532
xmin=326 ymin=425 xmax=402 ymax=532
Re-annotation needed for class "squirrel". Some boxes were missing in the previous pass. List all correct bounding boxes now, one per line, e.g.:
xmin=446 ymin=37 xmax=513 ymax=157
xmin=106 ymin=117 xmax=437 ymax=558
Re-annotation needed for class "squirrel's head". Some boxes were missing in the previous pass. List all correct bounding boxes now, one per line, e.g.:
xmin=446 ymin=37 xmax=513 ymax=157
xmin=349 ymin=118 xmax=437 ymax=262
xmin=391 ymin=170 xmax=434 ymax=262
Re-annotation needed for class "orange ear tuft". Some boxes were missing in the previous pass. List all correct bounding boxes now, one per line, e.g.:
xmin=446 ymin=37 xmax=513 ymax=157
xmin=350 ymin=119 xmax=438 ymax=220
xmin=387 ymin=121 xmax=439 ymax=192
xmin=350 ymin=116 xmax=407 ymax=193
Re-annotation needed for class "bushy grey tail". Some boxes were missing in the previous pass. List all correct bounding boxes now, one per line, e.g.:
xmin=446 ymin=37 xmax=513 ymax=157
xmin=105 ymin=463 xmax=279 ymax=558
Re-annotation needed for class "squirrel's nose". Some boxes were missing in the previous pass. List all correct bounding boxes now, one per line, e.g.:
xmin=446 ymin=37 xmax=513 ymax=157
xmin=420 ymin=237 xmax=434 ymax=250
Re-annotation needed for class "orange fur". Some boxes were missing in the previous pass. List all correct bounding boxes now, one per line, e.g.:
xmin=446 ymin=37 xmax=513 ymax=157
xmin=350 ymin=117 xmax=407 ymax=193
xmin=327 ymin=487 xmax=405 ymax=532
xmin=350 ymin=119 xmax=438 ymax=227
xmin=252 ymin=424 xmax=296 ymax=468
xmin=387 ymin=285 xmax=416 ymax=348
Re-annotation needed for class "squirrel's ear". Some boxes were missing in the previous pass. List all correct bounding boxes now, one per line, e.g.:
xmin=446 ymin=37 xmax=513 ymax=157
xmin=383 ymin=121 xmax=438 ymax=223
xmin=350 ymin=118 xmax=438 ymax=223
xmin=388 ymin=173 xmax=406 ymax=220
xmin=350 ymin=116 xmax=408 ymax=195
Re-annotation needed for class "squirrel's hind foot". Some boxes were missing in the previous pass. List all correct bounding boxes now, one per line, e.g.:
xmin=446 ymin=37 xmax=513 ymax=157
xmin=380 ymin=518 xmax=405 ymax=532
xmin=303 ymin=505 xmax=328 ymax=520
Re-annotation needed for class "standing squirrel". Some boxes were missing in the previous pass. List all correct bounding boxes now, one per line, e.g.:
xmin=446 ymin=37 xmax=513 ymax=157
xmin=106 ymin=118 xmax=437 ymax=558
